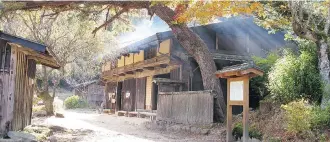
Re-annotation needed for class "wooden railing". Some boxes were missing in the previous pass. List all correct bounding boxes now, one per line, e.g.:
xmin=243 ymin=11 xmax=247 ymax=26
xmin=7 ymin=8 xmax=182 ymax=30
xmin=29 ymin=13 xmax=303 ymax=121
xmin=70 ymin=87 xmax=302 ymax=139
xmin=102 ymin=54 xmax=171 ymax=78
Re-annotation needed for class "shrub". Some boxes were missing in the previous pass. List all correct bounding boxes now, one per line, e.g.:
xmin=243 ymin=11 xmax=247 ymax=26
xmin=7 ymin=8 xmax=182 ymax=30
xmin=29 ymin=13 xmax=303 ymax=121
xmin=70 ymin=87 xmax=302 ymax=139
xmin=281 ymin=99 xmax=313 ymax=134
xmin=268 ymin=46 xmax=322 ymax=104
xmin=232 ymin=122 xmax=263 ymax=140
xmin=251 ymin=52 xmax=279 ymax=99
xmin=64 ymin=95 xmax=88 ymax=109
xmin=311 ymin=105 xmax=330 ymax=130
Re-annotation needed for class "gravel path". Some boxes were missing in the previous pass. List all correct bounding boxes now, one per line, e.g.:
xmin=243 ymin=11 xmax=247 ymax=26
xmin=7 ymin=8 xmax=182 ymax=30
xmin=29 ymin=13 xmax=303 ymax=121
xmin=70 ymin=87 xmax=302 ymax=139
xmin=32 ymin=109 xmax=224 ymax=142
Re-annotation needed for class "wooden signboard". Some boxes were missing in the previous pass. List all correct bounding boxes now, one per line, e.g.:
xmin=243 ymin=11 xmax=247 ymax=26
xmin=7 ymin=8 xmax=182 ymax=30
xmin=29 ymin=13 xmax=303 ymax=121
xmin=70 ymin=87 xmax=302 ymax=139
xmin=215 ymin=63 xmax=263 ymax=142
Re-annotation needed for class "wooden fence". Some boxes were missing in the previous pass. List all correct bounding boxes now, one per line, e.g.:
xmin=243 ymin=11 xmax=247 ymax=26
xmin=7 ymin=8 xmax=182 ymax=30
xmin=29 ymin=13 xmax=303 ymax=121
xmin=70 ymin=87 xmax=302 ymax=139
xmin=157 ymin=90 xmax=214 ymax=125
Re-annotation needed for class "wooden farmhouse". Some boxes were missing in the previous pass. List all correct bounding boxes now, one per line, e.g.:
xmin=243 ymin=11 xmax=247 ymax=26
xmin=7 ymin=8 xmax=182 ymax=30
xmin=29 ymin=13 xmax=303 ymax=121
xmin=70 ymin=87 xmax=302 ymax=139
xmin=73 ymin=80 xmax=105 ymax=108
xmin=0 ymin=32 xmax=59 ymax=133
xmin=101 ymin=17 xmax=295 ymax=117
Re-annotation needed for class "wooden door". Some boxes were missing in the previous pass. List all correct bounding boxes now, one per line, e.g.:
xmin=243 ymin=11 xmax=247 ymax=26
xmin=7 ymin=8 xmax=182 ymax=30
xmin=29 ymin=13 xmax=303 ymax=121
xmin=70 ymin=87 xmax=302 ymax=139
xmin=121 ymin=78 xmax=136 ymax=111
xmin=106 ymin=82 xmax=117 ymax=109
xmin=136 ymin=77 xmax=146 ymax=110
xmin=116 ymin=82 xmax=122 ymax=111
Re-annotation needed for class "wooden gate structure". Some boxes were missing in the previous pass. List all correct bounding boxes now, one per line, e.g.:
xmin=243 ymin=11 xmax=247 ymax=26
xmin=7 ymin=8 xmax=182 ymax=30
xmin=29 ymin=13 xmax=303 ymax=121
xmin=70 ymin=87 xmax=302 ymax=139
xmin=0 ymin=32 xmax=59 ymax=133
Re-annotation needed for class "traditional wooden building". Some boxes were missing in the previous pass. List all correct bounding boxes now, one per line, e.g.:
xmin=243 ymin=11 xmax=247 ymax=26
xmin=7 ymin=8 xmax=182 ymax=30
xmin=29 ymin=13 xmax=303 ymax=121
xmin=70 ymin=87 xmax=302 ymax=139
xmin=73 ymin=80 xmax=105 ymax=108
xmin=101 ymin=17 xmax=295 ymax=114
xmin=0 ymin=32 xmax=60 ymax=133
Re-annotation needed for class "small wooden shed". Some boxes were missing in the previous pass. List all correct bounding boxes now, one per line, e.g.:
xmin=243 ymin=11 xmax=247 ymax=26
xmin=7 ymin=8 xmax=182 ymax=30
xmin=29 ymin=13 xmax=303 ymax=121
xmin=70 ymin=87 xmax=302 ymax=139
xmin=73 ymin=80 xmax=105 ymax=108
xmin=0 ymin=32 xmax=60 ymax=133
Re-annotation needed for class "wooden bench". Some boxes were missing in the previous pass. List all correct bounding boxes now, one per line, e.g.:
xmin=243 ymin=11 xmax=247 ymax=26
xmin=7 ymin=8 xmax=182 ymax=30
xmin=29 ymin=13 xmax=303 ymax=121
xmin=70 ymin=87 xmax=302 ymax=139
xmin=128 ymin=111 xmax=138 ymax=117
xmin=139 ymin=112 xmax=156 ymax=120
xmin=103 ymin=109 xmax=111 ymax=114
xmin=117 ymin=111 xmax=128 ymax=116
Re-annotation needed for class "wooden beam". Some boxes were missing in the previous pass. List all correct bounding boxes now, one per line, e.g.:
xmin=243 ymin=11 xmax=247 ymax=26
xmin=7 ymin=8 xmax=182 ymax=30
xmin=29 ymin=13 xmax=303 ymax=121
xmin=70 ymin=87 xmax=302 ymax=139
xmin=12 ymin=44 xmax=60 ymax=69
xmin=144 ymin=67 xmax=154 ymax=70
xmin=135 ymin=69 xmax=143 ymax=72
xmin=159 ymin=64 xmax=168 ymax=68
xmin=126 ymin=71 xmax=134 ymax=74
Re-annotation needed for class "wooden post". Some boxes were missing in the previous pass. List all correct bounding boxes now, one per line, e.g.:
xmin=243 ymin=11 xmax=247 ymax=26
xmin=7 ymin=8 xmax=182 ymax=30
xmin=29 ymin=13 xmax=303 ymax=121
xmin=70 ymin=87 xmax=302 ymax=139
xmin=226 ymin=78 xmax=232 ymax=142
xmin=242 ymin=76 xmax=249 ymax=142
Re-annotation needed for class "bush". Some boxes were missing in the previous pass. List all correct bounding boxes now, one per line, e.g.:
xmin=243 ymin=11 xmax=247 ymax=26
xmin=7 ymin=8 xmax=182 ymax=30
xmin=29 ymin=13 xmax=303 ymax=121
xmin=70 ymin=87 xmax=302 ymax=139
xmin=281 ymin=99 xmax=313 ymax=134
xmin=268 ymin=45 xmax=322 ymax=104
xmin=311 ymin=105 xmax=330 ymax=130
xmin=64 ymin=95 xmax=88 ymax=109
xmin=232 ymin=122 xmax=263 ymax=140
xmin=251 ymin=52 xmax=279 ymax=98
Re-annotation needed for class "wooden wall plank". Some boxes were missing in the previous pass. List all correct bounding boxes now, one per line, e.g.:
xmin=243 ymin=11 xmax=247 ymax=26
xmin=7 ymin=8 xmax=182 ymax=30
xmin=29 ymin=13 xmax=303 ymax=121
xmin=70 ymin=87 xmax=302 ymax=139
xmin=157 ymin=91 xmax=213 ymax=125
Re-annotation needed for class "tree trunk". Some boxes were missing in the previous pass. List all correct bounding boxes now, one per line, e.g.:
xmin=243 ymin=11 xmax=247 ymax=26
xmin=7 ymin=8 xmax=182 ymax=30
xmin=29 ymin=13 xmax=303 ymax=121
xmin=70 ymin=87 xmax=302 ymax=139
xmin=37 ymin=66 xmax=55 ymax=115
xmin=39 ymin=91 xmax=54 ymax=115
xmin=317 ymin=40 xmax=330 ymax=107
xmin=152 ymin=5 xmax=226 ymax=122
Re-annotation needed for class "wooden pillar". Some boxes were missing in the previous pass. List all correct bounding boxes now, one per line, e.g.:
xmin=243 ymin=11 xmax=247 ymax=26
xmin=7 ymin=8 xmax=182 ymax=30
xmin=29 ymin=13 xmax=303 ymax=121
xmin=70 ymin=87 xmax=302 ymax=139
xmin=226 ymin=78 xmax=232 ymax=142
xmin=226 ymin=106 xmax=233 ymax=141
xmin=242 ymin=76 xmax=249 ymax=142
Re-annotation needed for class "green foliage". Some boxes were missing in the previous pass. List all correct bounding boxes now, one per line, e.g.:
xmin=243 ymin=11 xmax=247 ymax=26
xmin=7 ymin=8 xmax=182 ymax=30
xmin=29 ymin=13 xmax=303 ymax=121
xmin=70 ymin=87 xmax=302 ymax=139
xmin=32 ymin=105 xmax=46 ymax=113
xmin=281 ymin=99 xmax=313 ymax=134
xmin=33 ymin=96 xmax=42 ymax=106
xmin=232 ymin=122 xmax=263 ymax=140
xmin=251 ymin=52 xmax=279 ymax=98
xmin=281 ymin=100 xmax=330 ymax=141
xmin=311 ymin=105 xmax=330 ymax=130
xmin=64 ymin=95 xmax=88 ymax=109
xmin=24 ymin=125 xmax=52 ymax=141
xmin=268 ymin=44 xmax=322 ymax=104
xmin=232 ymin=123 xmax=243 ymax=140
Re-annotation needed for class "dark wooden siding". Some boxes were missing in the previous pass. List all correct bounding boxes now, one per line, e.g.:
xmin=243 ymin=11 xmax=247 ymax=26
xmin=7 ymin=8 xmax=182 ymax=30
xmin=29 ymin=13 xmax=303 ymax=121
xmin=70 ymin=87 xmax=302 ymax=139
xmin=136 ymin=77 xmax=146 ymax=110
xmin=170 ymin=67 xmax=180 ymax=80
xmin=121 ymin=78 xmax=136 ymax=111
xmin=27 ymin=59 xmax=36 ymax=78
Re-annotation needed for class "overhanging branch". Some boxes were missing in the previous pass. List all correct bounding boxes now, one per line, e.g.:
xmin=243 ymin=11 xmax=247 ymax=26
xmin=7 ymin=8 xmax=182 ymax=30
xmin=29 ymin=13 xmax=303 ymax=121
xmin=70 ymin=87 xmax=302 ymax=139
xmin=92 ymin=8 xmax=128 ymax=34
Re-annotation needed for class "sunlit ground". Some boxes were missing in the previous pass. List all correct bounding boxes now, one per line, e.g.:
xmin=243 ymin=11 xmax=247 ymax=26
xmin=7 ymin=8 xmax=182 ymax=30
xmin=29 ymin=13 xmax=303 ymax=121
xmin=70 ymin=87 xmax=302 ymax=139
xmin=37 ymin=109 xmax=154 ymax=142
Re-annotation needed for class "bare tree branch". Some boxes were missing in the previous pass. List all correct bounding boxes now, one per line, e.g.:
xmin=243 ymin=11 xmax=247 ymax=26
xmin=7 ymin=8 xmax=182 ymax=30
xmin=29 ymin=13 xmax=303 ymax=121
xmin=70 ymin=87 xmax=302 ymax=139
xmin=92 ymin=8 xmax=128 ymax=34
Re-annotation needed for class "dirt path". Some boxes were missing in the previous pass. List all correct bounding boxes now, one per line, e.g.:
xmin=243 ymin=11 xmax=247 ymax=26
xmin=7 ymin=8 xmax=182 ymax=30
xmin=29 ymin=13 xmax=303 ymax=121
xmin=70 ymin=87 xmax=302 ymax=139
xmin=32 ymin=109 xmax=223 ymax=142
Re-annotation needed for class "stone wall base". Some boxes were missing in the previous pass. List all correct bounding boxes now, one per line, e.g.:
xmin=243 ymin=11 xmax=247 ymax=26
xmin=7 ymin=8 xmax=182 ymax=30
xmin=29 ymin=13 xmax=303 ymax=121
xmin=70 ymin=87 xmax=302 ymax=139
xmin=145 ymin=120 xmax=213 ymax=135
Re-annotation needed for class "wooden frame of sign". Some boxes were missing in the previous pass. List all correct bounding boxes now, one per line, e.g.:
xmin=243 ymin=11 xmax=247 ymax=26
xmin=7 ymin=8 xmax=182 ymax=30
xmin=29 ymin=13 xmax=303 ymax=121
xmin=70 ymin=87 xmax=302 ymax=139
xmin=215 ymin=63 xmax=263 ymax=142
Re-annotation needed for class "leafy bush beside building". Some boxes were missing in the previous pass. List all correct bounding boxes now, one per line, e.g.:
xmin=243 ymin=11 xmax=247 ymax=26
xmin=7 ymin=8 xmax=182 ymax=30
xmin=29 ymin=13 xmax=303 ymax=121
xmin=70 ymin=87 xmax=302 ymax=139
xmin=268 ymin=44 xmax=322 ymax=104
xmin=64 ymin=95 xmax=88 ymax=109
